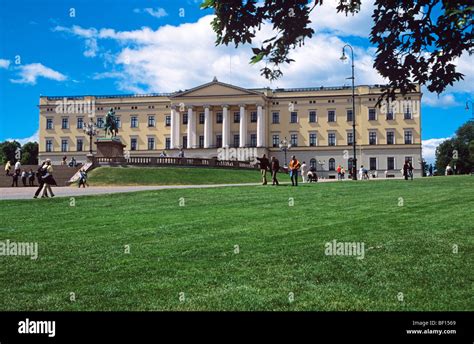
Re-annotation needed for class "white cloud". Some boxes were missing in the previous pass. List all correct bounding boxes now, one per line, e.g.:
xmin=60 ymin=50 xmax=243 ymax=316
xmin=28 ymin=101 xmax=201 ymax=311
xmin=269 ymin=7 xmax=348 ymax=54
xmin=0 ymin=59 xmax=10 ymax=69
xmin=53 ymin=25 xmax=99 ymax=58
xmin=10 ymin=63 xmax=67 ymax=85
xmin=134 ymin=7 xmax=168 ymax=19
xmin=422 ymin=92 xmax=460 ymax=108
xmin=422 ymin=137 xmax=451 ymax=163
xmin=6 ymin=130 xmax=39 ymax=145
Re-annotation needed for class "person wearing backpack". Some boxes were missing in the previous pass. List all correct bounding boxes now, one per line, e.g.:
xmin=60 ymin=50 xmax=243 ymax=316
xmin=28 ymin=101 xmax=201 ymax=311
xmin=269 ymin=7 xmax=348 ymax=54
xmin=33 ymin=161 xmax=47 ymax=198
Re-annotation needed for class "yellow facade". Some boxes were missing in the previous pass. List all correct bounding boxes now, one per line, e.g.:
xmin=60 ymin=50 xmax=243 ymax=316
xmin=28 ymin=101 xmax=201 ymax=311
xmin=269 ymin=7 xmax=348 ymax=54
xmin=39 ymin=78 xmax=422 ymax=177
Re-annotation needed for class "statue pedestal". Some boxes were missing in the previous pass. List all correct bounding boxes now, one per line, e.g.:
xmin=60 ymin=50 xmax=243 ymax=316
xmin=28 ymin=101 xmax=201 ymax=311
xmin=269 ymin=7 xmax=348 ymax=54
xmin=95 ymin=137 xmax=127 ymax=163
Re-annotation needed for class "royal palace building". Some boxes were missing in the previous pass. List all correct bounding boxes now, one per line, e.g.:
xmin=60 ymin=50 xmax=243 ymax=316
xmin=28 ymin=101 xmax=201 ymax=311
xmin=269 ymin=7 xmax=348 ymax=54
xmin=38 ymin=78 xmax=423 ymax=177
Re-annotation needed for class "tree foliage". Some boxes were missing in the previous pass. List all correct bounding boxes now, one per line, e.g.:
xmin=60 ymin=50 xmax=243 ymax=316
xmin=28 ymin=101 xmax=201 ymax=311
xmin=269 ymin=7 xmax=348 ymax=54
xmin=202 ymin=0 xmax=473 ymax=98
xmin=435 ymin=121 xmax=474 ymax=174
xmin=0 ymin=141 xmax=38 ymax=165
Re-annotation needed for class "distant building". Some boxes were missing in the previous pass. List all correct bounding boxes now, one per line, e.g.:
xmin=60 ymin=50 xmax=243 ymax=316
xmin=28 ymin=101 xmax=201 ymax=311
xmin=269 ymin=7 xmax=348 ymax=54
xmin=38 ymin=78 xmax=423 ymax=177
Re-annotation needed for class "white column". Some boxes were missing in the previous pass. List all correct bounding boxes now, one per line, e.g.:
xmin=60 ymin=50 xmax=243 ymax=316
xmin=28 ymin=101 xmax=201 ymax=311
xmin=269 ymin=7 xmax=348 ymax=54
xmin=257 ymin=105 xmax=265 ymax=147
xmin=222 ymin=105 xmax=230 ymax=148
xmin=170 ymin=107 xmax=177 ymax=149
xmin=204 ymin=106 xmax=212 ymax=148
xmin=187 ymin=106 xmax=194 ymax=149
xmin=239 ymin=105 xmax=247 ymax=148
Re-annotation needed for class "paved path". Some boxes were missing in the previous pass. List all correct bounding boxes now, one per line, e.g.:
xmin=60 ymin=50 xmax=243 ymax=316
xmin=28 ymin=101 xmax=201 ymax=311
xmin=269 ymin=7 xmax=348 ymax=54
xmin=0 ymin=183 xmax=265 ymax=200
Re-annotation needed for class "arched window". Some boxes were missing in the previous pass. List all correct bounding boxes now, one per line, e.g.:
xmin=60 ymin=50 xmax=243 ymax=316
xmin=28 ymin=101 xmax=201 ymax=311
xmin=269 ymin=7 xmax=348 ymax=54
xmin=329 ymin=158 xmax=336 ymax=171
xmin=310 ymin=158 xmax=317 ymax=169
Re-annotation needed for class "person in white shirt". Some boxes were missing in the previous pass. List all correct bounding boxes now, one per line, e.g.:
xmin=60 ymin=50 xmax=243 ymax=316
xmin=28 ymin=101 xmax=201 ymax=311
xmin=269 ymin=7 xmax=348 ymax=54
xmin=14 ymin=160 xmax=21 ymax=173
xmin=301 ymin=161 xmax=308 ymax=183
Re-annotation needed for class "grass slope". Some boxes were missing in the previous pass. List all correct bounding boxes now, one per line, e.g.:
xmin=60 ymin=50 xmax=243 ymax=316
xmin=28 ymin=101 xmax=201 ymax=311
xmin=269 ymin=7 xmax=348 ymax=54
xmin=87 ymin=166 xmax=261 ymax=186
xmin=0 ymin=176 xmax=473 ymax=311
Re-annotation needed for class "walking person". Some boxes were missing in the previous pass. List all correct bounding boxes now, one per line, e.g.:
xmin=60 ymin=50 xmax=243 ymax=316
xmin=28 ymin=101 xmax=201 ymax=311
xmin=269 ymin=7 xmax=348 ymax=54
xmin=40 ymin=159 xmax=56 ymax=198
xmin=408 ymin=161 xmax=414 ymax=180
xmin=271 ymin=156 xmax=280 ymax=186
xmin=341 ymin=167 xmax=345 ymax=180
xmin=289 ymin=155 xmax=301 ymax=186
xmin=11 ymin=169 xmax=19 ymax=187
xmin=336 ymin=164 xmax=342 ymax=180
xmin=34 ymin=162 xmax=47 ymax=198
xmin=5 ymin=160 xmax=12 ymax=176
xmin=78 ymin=169 xmax=88 ymax=188
xmin=256 ymin=154 xmax=270 ymax=185
xmin=301 ymin=161 xmax=308 ymax=183
xmin=403 ymin=161 xmax=409 ymax=180
xmin=14 ymin=160 xmax=21 ymax=174
xmin=21 ymin=170 xmax=27 ymax=186
xmin=28 ymin=169 xmax=35 ymax=186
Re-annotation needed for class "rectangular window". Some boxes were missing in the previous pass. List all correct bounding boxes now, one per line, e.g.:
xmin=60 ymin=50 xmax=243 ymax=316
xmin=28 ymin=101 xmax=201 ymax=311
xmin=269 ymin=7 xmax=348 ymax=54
xmin=328 ymin=133 xmax=336 ymax=146
xmin=61 ymin=139 xmax=68 ymax=152
xmin=272 ymin=134 xmax=279 ymax=147
xmin=404 ymin=105 xmax=412 ymax=119
xmin=387 ymin=131 xmax=395 ymax=145
xmin=199 ymin=135 xmax=204 ymax=148
xmin=147 ymin=137 xmax=155 ymax=150
xmin=290 ymin=133 xmax=298 ymax=147
xmin=347 ymin=132 xmax=353 ymax=146
xmin=369 ymin=131 xmax=377 ymax=145
xmin=76 ymin=139 xmax=83 ymax=152
xmin=309 ymin=111 xmax=317 ymax=123
xmin=62 ymin=117 xmax=69 ymax=129
xmin=250 ymin=111 xmax=257 ymax=123
xmin=328 ymin=110 xmax=336 ymax=122
xmin=200 ymin=112 xmax=205 ymax=124
xmin=131 ymin=116 xmax=138 ymax=128
xmin=272 ymin=112 xmax=279 ymax=124
xmin=346 ymin=109 xmax=353 ymax=122
xmin=387 ymin=157 xmax=395 ymax=170
xmin=309 ymin=133 xmax=317 ymax=147
xmin=148 ymin=115 xmax=155 ymax=127
xmin=368 ymin=108 xmax=376 ymax=121
xmin=182 ymin=113 xmax=188 ymax=125
xmin=386 ymin=111 xmax=394 ymax=120
xmin=165 ymin=138 xmax=171 ymax=150
xmin=77 ymin=117 xmax=84 ymax=129
xmin=115 ymin=116 xmax=121 ymax=128
xmin=290 ymin=112 xmax=298 ymax=123
xmin=131 ymin=138 xmax=137 ymax=151
xmin=165 ymin=116 xmax=171 ymax=127
xmin=250 ymin=134 xmax=257 ymax=147
xmin=183 ymin=136 xmax=187 ymax=148
xmin=96 ymin=117 xmax=104 ymax=128
xmin=46 ymin=139 xmax=53 ymax=152
xmin=233 ymin=112 xmax=240 ymax=123
xmin=216 ymin=134 xmax=222 ymax=147
xmin=233 ymin=134 xmax=239 ymax=148
xmin=216 ymin=112 xmax=223 ymax=124
xmin=46 ymin=118 xmax=53 ymax=130
xmin=369 ymin=157 xmax=377 ymax=171
xmin=404 ymin=130 xmax=413 ymax=144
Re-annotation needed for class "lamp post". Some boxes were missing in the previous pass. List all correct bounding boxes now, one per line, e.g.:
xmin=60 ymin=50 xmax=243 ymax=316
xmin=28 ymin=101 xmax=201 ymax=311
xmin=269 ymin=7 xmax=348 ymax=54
xmin=466 ymin=100 xmax=474 ymax=121
xmin=318 ymin=160 xmax=326 ymax=179
xmin=279 ymin=137 xmax=292 ymax=167
xmin=340 ymin=44 xmax=357 ymax=180
xmin=418 ymin=158 xmax=426 ymax=177
xmin=83 ymin=120 xmax=98 ymax=156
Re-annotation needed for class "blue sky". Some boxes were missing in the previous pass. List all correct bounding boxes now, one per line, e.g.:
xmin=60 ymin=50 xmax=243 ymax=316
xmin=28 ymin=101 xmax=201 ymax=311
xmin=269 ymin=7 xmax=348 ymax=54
xmin=0 ymin=0 xmax=473 ymax=163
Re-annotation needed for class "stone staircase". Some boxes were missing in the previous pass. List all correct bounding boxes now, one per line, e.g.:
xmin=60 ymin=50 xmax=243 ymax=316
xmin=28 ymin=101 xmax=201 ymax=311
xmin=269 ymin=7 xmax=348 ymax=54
xmin=0 ymin=165 xmax=82 ymax=188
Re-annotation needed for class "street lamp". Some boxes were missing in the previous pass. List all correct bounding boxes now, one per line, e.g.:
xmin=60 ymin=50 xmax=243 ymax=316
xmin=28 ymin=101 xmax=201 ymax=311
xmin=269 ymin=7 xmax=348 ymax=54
xmin=340 ymin=44 xmax=357 ymax=180
xmin=279 ymin=137 xmax=292 ymax=167
xmin=418 ymin=158 xmax=426 ymax=177
xmin=466 ymin=100 xmax=474 ymax=121
xmin=83 ymin=120 xmax=98 ymax=156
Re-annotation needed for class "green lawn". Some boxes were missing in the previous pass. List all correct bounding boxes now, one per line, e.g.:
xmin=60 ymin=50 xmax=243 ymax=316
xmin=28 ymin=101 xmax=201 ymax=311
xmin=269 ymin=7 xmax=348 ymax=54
xmin=0 ymin=176 xmax=473 ymax=311
xmin=87 ymin=166 xmax=260 ymax=186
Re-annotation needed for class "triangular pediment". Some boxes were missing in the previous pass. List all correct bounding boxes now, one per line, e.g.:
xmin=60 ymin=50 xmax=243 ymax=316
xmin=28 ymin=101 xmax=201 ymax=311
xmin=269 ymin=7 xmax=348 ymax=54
xmin=172 ymin=79 xmax=263 ymax=98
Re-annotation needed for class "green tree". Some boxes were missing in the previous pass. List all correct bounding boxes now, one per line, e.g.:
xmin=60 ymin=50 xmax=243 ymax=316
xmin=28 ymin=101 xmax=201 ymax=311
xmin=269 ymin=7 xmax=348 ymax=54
xmin=21 ymin=142 xmax=39 ymax=165
xmin=0 ymin=141 xmax=21 ymax=164
xmin=435 ymin=121 xmax=474 ymax=174
xmin=202 ymin=0 xmax=473 ymax=98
